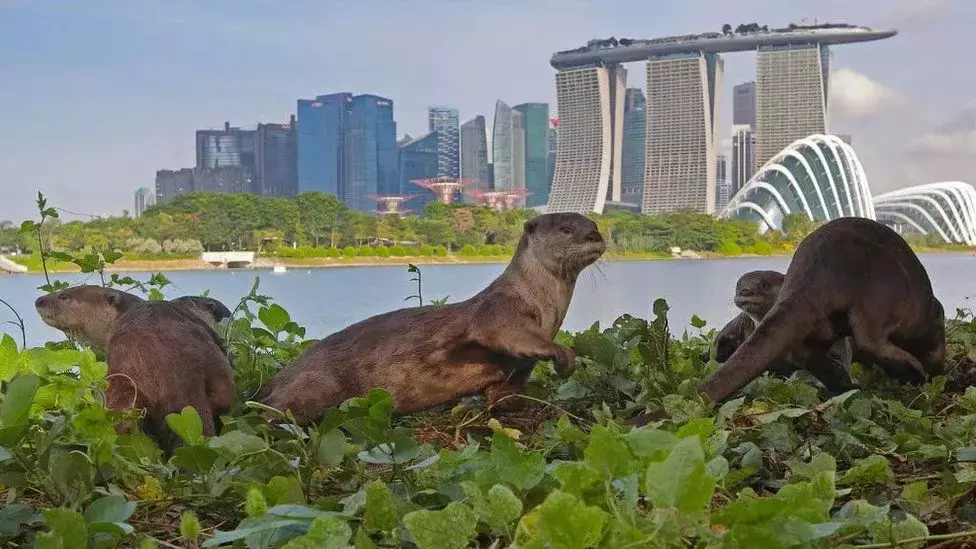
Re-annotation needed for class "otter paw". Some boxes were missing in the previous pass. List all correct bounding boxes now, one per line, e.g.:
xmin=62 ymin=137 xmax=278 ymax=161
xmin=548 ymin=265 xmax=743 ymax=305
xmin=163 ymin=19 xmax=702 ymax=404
xmin=552 ymin=346 xmax=576 ymax=377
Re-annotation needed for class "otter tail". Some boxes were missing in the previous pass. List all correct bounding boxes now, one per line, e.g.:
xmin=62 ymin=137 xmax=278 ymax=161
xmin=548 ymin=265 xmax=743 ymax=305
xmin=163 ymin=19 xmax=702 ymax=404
xmin=699 ymin=302 xmax=812 ymax=402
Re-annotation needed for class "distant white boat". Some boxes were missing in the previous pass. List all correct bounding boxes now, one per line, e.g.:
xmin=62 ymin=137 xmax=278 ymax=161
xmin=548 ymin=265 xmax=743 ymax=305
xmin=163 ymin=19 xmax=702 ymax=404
xmin=273 ymin=265 xmax=287 ymax=274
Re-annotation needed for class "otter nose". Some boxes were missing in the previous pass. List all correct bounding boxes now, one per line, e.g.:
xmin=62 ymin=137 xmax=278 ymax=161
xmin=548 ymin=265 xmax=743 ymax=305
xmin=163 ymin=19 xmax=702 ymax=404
xmin=35 ymin=295 xmax=50 ymax=310
xmin=585 ymin=230 xmax=603 ymax=243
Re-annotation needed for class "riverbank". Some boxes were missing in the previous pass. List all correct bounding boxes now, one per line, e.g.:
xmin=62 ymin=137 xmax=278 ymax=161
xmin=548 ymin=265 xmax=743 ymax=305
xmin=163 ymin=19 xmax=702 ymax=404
xmin=2 ymin=247 xmax=970 ymax=274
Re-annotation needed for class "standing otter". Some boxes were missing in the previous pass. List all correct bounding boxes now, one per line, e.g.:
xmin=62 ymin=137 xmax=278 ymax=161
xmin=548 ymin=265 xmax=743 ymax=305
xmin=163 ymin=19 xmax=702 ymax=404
xmin=261 ymin=212 xmax=606 ymax=424
xmin=36 ymin=286 xmax=236 ymax=453
xmin=171 ymin=295 xmax=233 ymax=328
xmin=706 ymin=270 xmax=854 ymax=394
xmin=700 ymin=218 xmax=945 ymax=403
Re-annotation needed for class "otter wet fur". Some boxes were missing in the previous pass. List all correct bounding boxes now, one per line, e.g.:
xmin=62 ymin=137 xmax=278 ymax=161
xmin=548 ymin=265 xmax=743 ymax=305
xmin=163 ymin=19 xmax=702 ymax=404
xmin=700 ymin=217 xmax=946 ymax=403
xmin=171 ymin=295 xmax=233 ymax=329
xmin=706 ymin=270 xmax=854 ymax=394
xmin=261 ymin=212 xmax=606 ymax=424
xmin=36 ymin=286 xmax=236 ymax=454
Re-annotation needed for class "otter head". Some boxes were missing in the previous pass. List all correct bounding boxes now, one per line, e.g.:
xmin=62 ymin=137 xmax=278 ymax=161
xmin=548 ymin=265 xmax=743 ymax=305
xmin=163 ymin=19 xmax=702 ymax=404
xmin=733 ymin=270 xmax=785 ymax=321
xmin=519 ymin=213 xmax=606 ymax=277
xmin=172 ymin=296 xmax=233 ymax=328
xmin=34 ymin=285 xmax=143 ymax=348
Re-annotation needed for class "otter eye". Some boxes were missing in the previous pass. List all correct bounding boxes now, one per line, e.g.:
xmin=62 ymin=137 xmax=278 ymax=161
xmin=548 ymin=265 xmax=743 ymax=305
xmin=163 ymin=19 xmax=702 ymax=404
xmin=57 ymin=294 xmax=68 ymax=301
xmin=560 ymin=226 xmax=573 ymax=235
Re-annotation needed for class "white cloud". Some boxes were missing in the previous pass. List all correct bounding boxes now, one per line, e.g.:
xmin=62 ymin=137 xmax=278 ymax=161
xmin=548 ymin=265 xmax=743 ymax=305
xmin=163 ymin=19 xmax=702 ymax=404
xmin=908 ymin=107 xmax=976 ymax=158
xmin=829 ymin=68 xmax=901 ymax=119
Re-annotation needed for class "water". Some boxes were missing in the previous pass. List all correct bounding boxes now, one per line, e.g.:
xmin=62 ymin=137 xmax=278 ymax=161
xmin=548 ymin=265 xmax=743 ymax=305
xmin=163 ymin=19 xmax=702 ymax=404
xmin=2 ymin=255 xmax=973 ymax=347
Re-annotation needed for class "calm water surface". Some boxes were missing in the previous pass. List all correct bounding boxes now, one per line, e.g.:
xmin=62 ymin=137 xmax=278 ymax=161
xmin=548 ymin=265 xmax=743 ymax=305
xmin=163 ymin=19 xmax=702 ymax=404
xmin=2 ymin=255 xmax=973 ymax=347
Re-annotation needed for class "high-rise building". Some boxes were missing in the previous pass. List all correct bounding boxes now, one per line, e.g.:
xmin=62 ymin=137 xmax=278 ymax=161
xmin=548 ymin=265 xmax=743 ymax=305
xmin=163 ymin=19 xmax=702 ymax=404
xmin=428 ymin=107 xmax=460 ymax=179
xmin=155 ymin=169 xmax=194 ymax=204
xmin=547 ymin=65 xmax=627 ymax=214
xmin=547 ymin=123 xmax=557 ymax=193
xmin=491 ymin=100 xmax=526 ymax=194
xmin=134 ymin=187 xmax=155 ymax=218
xmin=732 ymin=81 xmax=756 ymax=129
xmin=715 ymin=153 xmax=730 ymax=211
xmin=154 ymin=167 xmax=250 ymax=204
xmin=642 ymin=52 xmax=723 ymax=214
xmin=460 ymin=116 xmax=490 ymax=191
xmin=621 ymin=88 xmax=646 ymax=205
xmin=514 ymin=103 xmax=551 ymax=207
xmin=195 ymin=122 xmax=257 ymax=178
xmin=255 ymin=116 xmax=297 ymax=197
xmin=297 ymin=92 xmax=352 ymax=197
xmin=731 ymin=124 xmax=756 ymax=197
xmin=399 ymin=132 xmax=440 ymax=208
xmin=345 ymin=95 xmax=398 ymax=212
xmin=756 ymin=44 xmax=830 ymax=167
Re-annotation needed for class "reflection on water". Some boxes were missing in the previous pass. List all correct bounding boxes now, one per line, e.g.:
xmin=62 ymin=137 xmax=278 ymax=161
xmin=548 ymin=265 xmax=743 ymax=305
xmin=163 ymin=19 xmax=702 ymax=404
xmin=1 ymin=255 xmax=972 ymax=347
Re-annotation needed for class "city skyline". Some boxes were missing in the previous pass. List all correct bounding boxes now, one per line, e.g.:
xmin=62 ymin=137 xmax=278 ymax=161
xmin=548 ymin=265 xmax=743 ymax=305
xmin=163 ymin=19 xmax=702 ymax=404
xmin=2 ymin=0 xmax=974 ymax=220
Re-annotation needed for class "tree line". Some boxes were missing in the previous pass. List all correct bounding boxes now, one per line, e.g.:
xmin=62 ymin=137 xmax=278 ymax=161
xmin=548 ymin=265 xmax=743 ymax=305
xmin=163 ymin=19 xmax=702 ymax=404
xmin=0 ymin=191 xmax=913 ymax=260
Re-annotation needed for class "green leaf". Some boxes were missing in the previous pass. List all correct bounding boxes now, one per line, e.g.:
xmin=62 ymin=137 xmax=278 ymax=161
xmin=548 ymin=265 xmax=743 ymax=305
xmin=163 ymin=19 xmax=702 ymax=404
xmin=551 ymin=461 xmax=602 ymax=495
xmin=171 ymin=446 xmax=220 ymax=473
xmin=281 ymin=516 xmax=353 ymax=549
xmin=0 ymin=373 xmax=40 ymax=427
xmin=165 ymin=406 xmax=205 ymax=446
xmin=461 ymin=482 xmax=523 ymax=532
xmin=0 ymin=334 xmax=21 ymax=381
xmin=690 ymin=314 xmax=706 ymax=329
xmin=316 ymin=428 xmax=348 ymax=467
xmin=533 ymin=491 xmax=607 ymax=549
xmin=264 ymin=476 xmax=305 ymax=505
xmin=403 ymin=502 xmax=477 ymax=549
xmin=49 ymin=450 xmax=94 ymax=505
xmin=83 ymin=495 xmax=136 ymax=524
xmin=259 ymin=304 xmax=291 ymax=333
xmin=840 ymin=455 xmax=894 ymax=486
xmin=956 ymin=446 xmax=976 ymax=462
xmin=209 ymin=430 xmax=267 ymax=458
xmin=868 ymin=513 xmax=929 ymax=548
xmin=583 ymin=425 xmax=635 ymax=480
xmin=36 ymin=508 xmax=87 ymax=549
xmin=0 ymin=503 xmax=35 ymax=537
xmin=490 ymin=433 xmax=546 ymax=491
xmin=644 ymin=435 xmax=716 ymax=512
xmin=363 ymin=480 xmax=398 ymax=535
xmin=626 ymin=427 xmax=678 ymax=458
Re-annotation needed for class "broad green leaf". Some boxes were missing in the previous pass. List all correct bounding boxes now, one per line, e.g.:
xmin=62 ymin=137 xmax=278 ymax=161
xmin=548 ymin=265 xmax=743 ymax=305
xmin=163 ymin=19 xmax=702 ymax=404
xmin=0 ymin=334 xmax=21 ymax=381
xmin=403 ymin=502 xmax=477 ymax=549
xmin=36 ymin=508 xmax=87 ymax=549
xmin=281 ymin=516 xmax=352 ymax=549
xmin=956 ymin=446 xmax=976 ymax=462
xmin=461 ymin=482 xmax=522 ymax=531
xmin=583 ymin=425 xmax=635 ymax=480
xmin=165 ymin=406 xmax=204 ymax=446
xmin=551 ymin=461 xmax=602 ymax=495
xmin=533 ymin=490 xmax=607 ymax=549
xmin=868 ymin=513 xmax=929 ymax=549
xmin=171 ymin=446 xmax=220 ymax=473
xmin=259 ymin=304 xmax=291 ymax=333
xmin=645 ymin=435 xmax=716 ymax=512
xmin=0 ymin=503 xmax=35 ymax=537
xmin=363 ymin=480 xmax=398 ymax=535
xmin=316 ymin=428 xmax=348 ymax=467
xmin=209 ymin=430 xmax=267 ymax=458
xmin=0 ymin=373 xmax=39 ymax=428
xmin=49 ymin=450 xmax=94 ymax=505
xmin=626 ymin=427 xmax=678 ymax=458
xmin=264 ymin=476 xmax=305 ymax=505
xmin=840 ymin=455 xmax=894 ymax=486
xmin=83 ymin=495 xmax=136 ymax=524
xmin=490 ymin=433 xmax=546 ymax=491
xmin=788 ymin=453 xmax=837 ymax=481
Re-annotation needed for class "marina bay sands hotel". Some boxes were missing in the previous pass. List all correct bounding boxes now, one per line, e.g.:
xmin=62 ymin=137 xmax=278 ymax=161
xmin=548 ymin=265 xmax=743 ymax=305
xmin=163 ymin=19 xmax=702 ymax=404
xmin=546 ymin=25 xmax=896 ymax=215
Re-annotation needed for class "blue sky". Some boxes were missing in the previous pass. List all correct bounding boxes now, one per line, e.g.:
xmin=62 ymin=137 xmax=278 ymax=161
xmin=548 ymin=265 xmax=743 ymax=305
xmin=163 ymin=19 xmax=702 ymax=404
xmin=1 ymin=0 xmax=973 ymax=221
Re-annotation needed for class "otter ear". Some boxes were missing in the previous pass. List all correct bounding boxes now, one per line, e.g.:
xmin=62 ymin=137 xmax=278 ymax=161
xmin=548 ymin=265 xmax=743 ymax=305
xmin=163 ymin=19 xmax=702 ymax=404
xmin=524 ymin=218 xmax=539 ymax=235
xmin=106 ymin=293 xmax=120 ymax=308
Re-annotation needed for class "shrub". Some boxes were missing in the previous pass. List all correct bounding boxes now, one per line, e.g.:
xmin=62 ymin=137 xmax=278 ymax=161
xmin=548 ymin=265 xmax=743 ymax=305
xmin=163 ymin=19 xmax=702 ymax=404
xmin=358 ymin=246 xmax=374 ymax=257
xmin=375 ymin=246 xmax=390 ymax=258
xmin=326 ymin=247 xmax=340 ymax=258
xmin=747 ymin=240 xmax=774 ymax=256
xmin=389 ymin=245 xmax=406 ymax=257
xmin=125 ymin=237 xmax=162 ymax=255
xmin=419 ymin=244 xmax=434 ymax=257
xmin=460 ymin=244 xmax=478 ymax=256
xmin=433 ymin=245 xmax=448 ymax=257
xmin=341 ymin=246 xmax=358 ymax=258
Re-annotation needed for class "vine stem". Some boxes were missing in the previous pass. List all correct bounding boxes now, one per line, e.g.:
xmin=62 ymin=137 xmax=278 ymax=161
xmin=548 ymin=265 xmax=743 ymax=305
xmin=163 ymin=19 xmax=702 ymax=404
xmin=0 ymin=297 xmax=26 ymax=348
xmin=851 ymin=529 xmax=976 ymax=548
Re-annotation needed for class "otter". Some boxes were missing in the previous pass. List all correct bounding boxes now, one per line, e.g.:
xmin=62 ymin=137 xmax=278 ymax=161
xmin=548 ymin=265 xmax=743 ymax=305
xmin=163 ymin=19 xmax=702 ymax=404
xmin=171 ymin=295 xmax=233 ymax=328
xmin=700 ymin=217 xmax=946 ymax=403
xmin=260 ymin=212 xmax=606 ymax=424
xmin=705 ymin=270 xmax=854 ymax=394
xmin=35 ymin=286 xmax=236 ymax=453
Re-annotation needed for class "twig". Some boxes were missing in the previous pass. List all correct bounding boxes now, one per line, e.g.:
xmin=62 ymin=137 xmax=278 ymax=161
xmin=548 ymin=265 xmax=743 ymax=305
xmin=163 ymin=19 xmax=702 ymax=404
xmin=0 ymin=297 xmax=26 ymax=348
xmin=492 ymin=393 xmax=590 ymax=424
xmin=851 ymin=529 xmax=976 ymax=548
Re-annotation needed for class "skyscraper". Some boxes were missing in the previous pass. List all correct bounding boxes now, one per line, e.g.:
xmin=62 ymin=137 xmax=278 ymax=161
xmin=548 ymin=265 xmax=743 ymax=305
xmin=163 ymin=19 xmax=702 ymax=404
xmin=514 ymin=103 xmax=551 ymax=207
xmin=491 ymin=100 xmax=526 ymax=194
xmin=155 ymin=169 xmax=194 ymax=204
xmin=460 ymin=116 xmax=490 ymax=191
xmin=399 ymin=132 xmax=440 ymax=207
xmin=255 ymin=116 xmax=297 ymax=197
xmin=732 ymin=81 xmax=756 ymax=129
xmin=428 ymin=107 xmax=460 ymax=179
xmin=731 ymin=124 xmax=756 ymax=197
xmin=547 ymin=123 xmax=557 ymax=193
xmin=134 ymin=187 xmax=155 ymax=218
xmin=642 ymin=52 xmax=723 ymax=214
xmin=715 ymin=153 xmax=730 ymax=211
xmin=547 ymin=65 xmax=627 ymax=214
xmin=297 ymin=92 xmax=352 ymax=196
xmin=755 ymin=44 xmax=830 ymax=167
xmin=345 ymin=95 xmax=398 ymax=212
xmin=621 ymin=88 xmax=646 ymax=205
xmin=195 ymin=122 xmax=256 ymax=189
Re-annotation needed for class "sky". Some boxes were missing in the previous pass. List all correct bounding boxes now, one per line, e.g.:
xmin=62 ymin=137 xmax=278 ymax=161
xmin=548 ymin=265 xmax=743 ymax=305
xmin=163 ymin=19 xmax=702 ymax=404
xmin=1 ymin=0 xmax=974 ymax=222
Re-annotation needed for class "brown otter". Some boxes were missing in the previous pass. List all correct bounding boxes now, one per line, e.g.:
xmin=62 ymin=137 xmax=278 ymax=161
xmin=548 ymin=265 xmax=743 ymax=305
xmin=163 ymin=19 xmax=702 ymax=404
xmin=171 ymin=295 xmax=233 ymax=328
xmin=700 ymin=217 xmax=946 ymax=403
xmin=35 ymin=286 xmax=236 ymax=453
xmin=260 ymin=212 xmax=606 ymax=424
xmin=705 ymin=270 xmax=854 ymax=394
